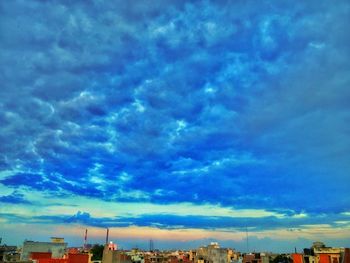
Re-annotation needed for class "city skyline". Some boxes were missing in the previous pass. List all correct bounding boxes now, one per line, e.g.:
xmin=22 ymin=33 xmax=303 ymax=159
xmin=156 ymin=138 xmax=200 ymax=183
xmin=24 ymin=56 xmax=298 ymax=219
xmin=1 ymin=0 xmax=350 ymax=252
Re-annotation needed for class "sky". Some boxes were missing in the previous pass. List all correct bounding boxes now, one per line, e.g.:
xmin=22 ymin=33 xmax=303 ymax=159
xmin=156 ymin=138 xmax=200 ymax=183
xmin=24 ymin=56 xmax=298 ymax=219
xmin=0 ymin=0 xmax=350 ymax=253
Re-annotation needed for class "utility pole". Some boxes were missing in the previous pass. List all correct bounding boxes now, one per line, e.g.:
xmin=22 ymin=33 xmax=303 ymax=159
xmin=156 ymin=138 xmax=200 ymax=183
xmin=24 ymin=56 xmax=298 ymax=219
xmin=246 ymin=225 xmax=249 ymax=253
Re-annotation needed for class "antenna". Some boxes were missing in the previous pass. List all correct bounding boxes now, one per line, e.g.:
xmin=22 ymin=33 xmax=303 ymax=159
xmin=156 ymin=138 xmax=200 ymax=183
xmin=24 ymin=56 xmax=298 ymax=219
xmin=84 ymin=229 xmax=87 ymax=250
xmin=149 ymin=239 xmax=154 ymax=252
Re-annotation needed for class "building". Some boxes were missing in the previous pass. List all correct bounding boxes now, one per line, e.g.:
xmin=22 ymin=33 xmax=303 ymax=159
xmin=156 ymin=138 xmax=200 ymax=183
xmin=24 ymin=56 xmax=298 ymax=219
xmin=21 ymin=238 xmax=67 ymax=260
xmin=102 ymin=242 xmax=131 ymax=263
xmin=0 ymin=245 xmax=19 ymax=262
xmin=30 ymin=251 xmax=90 ymax=263
xmin=314 ymin=247 xmax=342 ymax=263
xmin=292 ymin=242 xmax=350 ymax=263
xmin=195 ymin=243 xmax=235 ymax=263
xmin=126 ymin=249 xmax=144 ymax=263
xmin=343 ymin=249 xmax=350 ymax=263
xmin=243 ymin=253 xmax=267 ymax=263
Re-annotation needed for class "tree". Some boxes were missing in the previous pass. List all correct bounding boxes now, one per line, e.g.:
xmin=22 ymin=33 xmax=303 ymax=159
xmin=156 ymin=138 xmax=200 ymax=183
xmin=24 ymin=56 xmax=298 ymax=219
xmin=272 ymin=255 xmax=292 ymax=263
xmin=91 ymin=244 xmax=104 ymax=260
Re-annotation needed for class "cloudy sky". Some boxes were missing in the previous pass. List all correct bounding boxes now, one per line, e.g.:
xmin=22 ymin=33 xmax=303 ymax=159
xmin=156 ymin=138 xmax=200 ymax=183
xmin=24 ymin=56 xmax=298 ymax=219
xmin=1 ymin=0 xmax=350 ymax=252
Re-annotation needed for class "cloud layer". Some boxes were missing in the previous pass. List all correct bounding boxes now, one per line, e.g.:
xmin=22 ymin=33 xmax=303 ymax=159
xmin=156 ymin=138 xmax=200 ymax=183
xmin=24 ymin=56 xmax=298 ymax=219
xmin=1 ymin=0 xmax=350 ymax=249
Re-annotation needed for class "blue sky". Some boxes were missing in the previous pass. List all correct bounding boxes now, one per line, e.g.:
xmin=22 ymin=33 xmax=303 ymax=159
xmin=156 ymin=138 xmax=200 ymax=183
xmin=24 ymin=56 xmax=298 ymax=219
xmin=0 ymin=0 xmax=350 ymax=252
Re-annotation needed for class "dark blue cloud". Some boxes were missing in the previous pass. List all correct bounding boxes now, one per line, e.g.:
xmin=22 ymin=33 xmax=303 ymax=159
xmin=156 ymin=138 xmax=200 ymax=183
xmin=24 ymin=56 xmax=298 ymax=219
xmin=2 ymin=211 xmax=350 ymax=234
xmin=0 ymin=0 xmax=350 ymax=238
xmin=0 ymin=191 xmax=31 ymax=204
